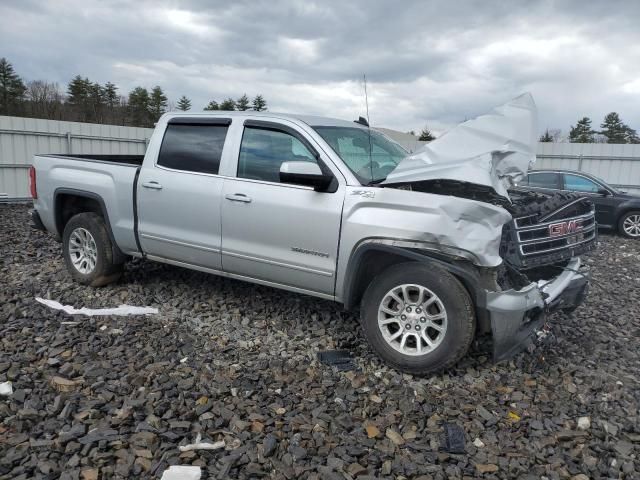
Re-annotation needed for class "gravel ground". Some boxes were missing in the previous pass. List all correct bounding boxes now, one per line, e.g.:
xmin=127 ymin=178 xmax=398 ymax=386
xmin=1 ymin=203 xmax=638 ymax=480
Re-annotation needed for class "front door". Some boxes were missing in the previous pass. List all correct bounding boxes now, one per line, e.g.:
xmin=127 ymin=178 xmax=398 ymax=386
xmin=221 ymin=123 xmax=344 ymax=296
xmin=137 ymin=119 xmax=230 ymax=269
xmin=562 ymin=173 xmax=617 ymax=226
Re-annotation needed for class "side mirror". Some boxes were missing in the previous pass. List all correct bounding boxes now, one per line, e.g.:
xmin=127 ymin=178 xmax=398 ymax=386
xmin=280 ymin=161 xmax=333 ymax=192
xmin=597 ymin=187 xmax=610 ymax=196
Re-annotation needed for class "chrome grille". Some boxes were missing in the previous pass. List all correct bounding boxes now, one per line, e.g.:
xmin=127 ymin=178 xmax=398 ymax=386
xmin=513 ymin=208 xmax=597 ymax=258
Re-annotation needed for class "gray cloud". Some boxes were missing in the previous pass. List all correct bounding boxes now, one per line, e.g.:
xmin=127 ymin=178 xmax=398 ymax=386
xmin=1 ymin=0 xmax=639 ymax=134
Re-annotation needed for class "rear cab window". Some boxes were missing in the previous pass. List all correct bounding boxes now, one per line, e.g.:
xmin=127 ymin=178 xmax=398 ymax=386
xmin=526 ymin=172 xmax=560 ymax=189
xmin=157 ymin=120 xmax=230 ymax=174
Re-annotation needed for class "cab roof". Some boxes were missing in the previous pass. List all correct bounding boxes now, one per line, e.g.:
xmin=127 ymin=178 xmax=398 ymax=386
xmin=163 ymin=110 xmax=366 ymax=129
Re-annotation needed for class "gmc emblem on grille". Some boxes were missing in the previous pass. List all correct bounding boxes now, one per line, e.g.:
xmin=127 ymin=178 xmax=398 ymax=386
xmin=548 ymin=219 xmax=584 ymax=237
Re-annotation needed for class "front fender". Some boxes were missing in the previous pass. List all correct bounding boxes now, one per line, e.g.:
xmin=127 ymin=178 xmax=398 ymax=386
xmin=615 ymin=199 xmax=640 ymax=221
xmin=342 ymin=241 xmax=489 ymax=311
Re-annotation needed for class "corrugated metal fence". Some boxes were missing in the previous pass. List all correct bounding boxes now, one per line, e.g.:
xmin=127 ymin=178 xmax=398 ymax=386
xmin=2 ymin=115 xmax=640 ymax=199
xmin=0 ymin=115 xmax=152 ymax=200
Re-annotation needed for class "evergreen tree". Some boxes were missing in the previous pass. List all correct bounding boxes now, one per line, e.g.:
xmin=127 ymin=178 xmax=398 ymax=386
xmin=176 ymin=95 xmax=191 ymax=111
xmin=67 ymin=75 xmax=90 ymax=105
xmin=103 ymin=82 xmax=118 ymax=108
xmin=418 ymin=127 xmax=435 ymax=141
xmin=539 ymin=129 xmax=554 ymax=142
xmin=128 ymin=87 xmax=151 ymax=126
xmin=66 ymin=75 xmax=99 ymax=121
xmin=569 ymin=117 xmax=596 ymax=143
xmin=600 ymin=112 xmax=630 ymax=144
xmin=252 ymin=94 xmax=267 ymax=111
xmin=88 ymin=82 xmax=105 ymax=122
xmin=220 ymin=98 xmax=236 ymax=111
xmin=0 ymin=58 xmax=26 ymax=115
xmin=148 ymin=86 xmax=168 ymax=122
xmin=204 ymin=100 xmax=219 ymax=110
xmin=236 ymin=94 xmax=250 ymax=111
xmin=625 ymin=127 xmax=640 ymax=144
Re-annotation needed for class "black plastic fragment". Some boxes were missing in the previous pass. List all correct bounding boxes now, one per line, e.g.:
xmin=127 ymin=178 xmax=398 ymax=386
xmin=317 ymin=350 xmax=358 ymax=371
xmin=440 ymin=423 xmax=465 ymax=454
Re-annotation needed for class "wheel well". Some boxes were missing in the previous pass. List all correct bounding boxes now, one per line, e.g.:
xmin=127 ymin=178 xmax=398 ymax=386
xmin=346 ymin=249 xmax=413 ymax=311
xmin=344 ymin=245 xmax=489 ymax=332
xmin=54 ymin=191 xmax=128 ymax=263
xmin=55 ymin=193 xmax=103 ymax=236
xmin=617 ymin=208 xmax=640 ymax=224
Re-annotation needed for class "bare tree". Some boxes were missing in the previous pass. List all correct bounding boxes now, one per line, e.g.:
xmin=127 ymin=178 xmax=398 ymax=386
xmin=26 ymin=80 xmax=64 ymax=119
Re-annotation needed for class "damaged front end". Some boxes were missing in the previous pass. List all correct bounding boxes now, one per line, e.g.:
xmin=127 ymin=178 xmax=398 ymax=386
xmin=486 ymin=189 xmax=595 ymax=360
xmin=381 ymin=93 xmax=596 ymax=361
xmin=487 ymin=257 xmax=590 ymax=361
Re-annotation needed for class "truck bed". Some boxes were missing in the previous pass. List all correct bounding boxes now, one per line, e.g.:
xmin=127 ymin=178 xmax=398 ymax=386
xmin=33 ymin=153 xmax=142 ymax=255
xmin=38 ymin=154 xmax=144 ymax=166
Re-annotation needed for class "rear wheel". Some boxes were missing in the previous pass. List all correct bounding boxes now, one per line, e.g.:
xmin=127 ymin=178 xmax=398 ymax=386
xmin=619 ymin=210 xmax=640 ymax=239
xmin=360 ymin=262 xmax=475 ymax=375
xmin=62 ymin=213 xmax=123 ymax=286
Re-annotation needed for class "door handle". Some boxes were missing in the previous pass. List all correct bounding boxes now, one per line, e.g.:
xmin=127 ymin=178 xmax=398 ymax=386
xmin=142 ymin=181 xmax=162 ymax=190
xmin=225 ymin=193 xmax=252 ymax=203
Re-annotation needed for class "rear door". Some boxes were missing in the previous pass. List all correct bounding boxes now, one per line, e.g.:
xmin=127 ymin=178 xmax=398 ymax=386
xmin=220 ymin=120 xmax=345 ymax=296
xmin=137 ymin=117 xmax=231 ymax=269
xmin=562 ymin=173 xmax=617 ymax=226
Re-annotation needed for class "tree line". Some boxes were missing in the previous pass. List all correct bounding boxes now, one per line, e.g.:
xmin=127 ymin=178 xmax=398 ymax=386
xmin=541 ymin=114 xmax=639 ymax=144
xmin=0 ymin=57 xmax=268 ymax=128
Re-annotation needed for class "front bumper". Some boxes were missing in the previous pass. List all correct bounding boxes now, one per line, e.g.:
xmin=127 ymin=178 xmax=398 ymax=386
xmin=486 ymin=257 xmax=589 ymax=361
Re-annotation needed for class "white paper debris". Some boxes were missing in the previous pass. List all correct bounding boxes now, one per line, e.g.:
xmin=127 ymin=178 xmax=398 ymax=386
xmin=35 ymin=297 xmax=158 ymax=316
xmin=0 ymin=381 xmax=13 ymax=396
xmin=178 ymin=433 xmax=225 ymax=452
xmin=160 ymin=465 xmax=201 ymax=480
xmin=577 ymin=416 xmax=591 ymax=430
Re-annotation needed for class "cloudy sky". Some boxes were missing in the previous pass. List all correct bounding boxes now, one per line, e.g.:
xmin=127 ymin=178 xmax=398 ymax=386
xmin=1 ymin=0 xmax=639 ymax=134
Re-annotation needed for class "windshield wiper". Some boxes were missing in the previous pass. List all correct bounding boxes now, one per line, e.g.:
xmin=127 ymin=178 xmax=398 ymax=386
xmin=366 ymin=178 xmax=386 ymax=186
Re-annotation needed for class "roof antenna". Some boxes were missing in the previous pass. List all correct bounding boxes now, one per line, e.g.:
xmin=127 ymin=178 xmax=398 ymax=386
xmin=363 ymin=74 xmax=374 ymax=183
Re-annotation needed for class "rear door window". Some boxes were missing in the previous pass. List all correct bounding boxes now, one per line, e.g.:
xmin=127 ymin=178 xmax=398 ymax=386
xmin=527 ymin=172 xmax=560 ymax=189
xmin=158 ymin=124 xmax=229 ymax=174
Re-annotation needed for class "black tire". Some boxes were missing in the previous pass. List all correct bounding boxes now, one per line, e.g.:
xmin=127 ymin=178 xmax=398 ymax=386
xmin=62 ymin=212 xmax=123 ymax=287
xmin=360 ymin=262 xmax=475 ymax=375
xmin=618 ymin=210 xmax=640 ymax=239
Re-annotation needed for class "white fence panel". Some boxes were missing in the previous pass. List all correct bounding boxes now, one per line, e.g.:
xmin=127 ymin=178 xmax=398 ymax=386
xmin=0 ymin=115 xmax=153 ymax=200
xmin=4 ymin=117 xmax=640 ymax=199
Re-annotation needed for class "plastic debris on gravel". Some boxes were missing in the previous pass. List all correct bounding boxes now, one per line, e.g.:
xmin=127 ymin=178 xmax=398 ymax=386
xmin=35 ymin=297 xmax=158 ymax=316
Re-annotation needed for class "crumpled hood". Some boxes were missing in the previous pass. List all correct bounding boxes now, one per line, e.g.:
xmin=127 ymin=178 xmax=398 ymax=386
xmin=383 ymin=93 xmax=538 ymax=200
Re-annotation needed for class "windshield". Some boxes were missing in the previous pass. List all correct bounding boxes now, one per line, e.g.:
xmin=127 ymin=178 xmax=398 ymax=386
xmin=313 ymin=126 xmax=407 ymax=184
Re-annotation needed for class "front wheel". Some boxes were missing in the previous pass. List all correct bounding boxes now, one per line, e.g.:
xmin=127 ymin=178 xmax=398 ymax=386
xmin=62 ymin=213 xmax=123 ymax=287
xmin=619 ymin=210 xmax=640 ymax=239
xmin=360 ymin=263 xmax=475 ymax=375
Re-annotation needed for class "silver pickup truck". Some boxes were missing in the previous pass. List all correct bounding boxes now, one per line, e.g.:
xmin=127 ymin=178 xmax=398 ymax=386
xmin=30 ymin=95 xmax=596 ymax=374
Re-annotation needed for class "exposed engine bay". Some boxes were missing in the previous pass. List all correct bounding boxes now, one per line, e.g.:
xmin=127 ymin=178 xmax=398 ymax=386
xmin=387 ymin=180 xmax=597 ymax=290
